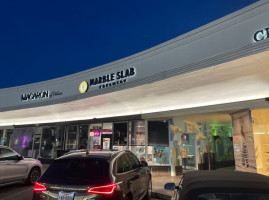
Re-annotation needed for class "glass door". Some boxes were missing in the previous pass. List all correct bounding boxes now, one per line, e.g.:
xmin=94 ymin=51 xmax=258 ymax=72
xmin=129 ymin=121 xmax=146 ymax=162
xmin=0 ymin=129 xmax=14 ymax=147
xmin=113 ymin=122 xmax=128 ymax=151
xmin=66 ymin=125 xmax=78 ymax=150
xmin=89 ymin=124 xmax=102 ymax=149
xmin=101 ymin=123 xmax=113 ymax=150
xmin=78 ymin=125 xmax=89 ymax=149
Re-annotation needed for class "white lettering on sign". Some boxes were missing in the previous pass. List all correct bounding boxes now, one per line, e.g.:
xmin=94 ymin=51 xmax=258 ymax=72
xmin=253 ymin=27 xmax=269 ymax=42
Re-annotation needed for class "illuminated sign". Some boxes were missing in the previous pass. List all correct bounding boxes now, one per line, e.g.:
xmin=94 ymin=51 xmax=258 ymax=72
xmin=80 ymin=67 xmax=136 ymax=91
xmin=253 ymin=27 xmax=269 ymax=42
xmin=21 ymin=90 xmax=63 ymax=101
xmin=93 ymin=131 xmax=101 ymax=137
xmin=79 ymin=81 xmax=88 ymax=93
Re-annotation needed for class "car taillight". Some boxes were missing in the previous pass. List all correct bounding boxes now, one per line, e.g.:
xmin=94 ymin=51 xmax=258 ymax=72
xmin=87 ymin=183 xmax=116 ymax=195
xmin=33 ymin=182 xmax=47 ymax=192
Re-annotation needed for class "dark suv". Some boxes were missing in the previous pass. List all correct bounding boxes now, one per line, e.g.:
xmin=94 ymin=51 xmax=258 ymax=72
xmin=33 ymin=150 xmax=151 ymax=200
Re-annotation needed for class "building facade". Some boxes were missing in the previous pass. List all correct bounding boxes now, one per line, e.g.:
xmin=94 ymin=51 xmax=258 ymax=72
xmin=1 ymin=1 xmax=269 ymax=176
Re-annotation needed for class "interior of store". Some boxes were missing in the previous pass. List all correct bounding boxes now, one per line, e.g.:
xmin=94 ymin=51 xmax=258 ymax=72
xmin=165 ymin=112 xmax=234 ymax=171
xmin=252 ymin=108 xmax=269 ymax=176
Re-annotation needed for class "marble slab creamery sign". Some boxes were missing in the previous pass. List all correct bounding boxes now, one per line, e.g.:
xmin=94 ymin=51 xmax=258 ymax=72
xmin=79 ymin=67 xmax=136 ymax=92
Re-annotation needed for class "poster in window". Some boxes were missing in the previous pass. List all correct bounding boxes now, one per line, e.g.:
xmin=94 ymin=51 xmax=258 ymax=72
xmin=103 ymin=138 xmax=110 ymax=150
xmin=232 ymin=111 xmax=256 ymax=173
xmin=181 ymin=134 xmax=189 ymax=144
xmin=153 ymin=146 xmax=169 ymax=164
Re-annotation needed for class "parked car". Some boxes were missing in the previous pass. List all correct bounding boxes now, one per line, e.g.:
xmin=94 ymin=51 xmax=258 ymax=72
xmin=0 ymin=145 xmax=42 ymax=186
xmin=33 ymin=150 xmax=151 ymax=200
xmin=164 ymin=170 xmax=269 ymax=200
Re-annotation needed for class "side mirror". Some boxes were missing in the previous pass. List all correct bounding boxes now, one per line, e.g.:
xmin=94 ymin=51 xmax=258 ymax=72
xmin=164 ymin=183 xmax=175 ymax=190
xmin=140 ymin=161 xmax=148 ymax=167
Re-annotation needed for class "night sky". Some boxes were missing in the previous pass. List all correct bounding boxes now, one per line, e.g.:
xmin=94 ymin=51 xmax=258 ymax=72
xmin=0 ymin=0 xmax=258 ymax=89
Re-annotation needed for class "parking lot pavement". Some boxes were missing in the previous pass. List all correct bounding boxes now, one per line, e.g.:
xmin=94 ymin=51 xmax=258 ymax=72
xmin=0 ymin=183 xmax=33 ymax=200
xmin=0 ymin=184 xmax=160 ymax=200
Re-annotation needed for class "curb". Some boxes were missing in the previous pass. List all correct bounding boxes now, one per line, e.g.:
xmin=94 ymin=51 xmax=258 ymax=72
xmin=152 ymin=192 xmax=171 ymax=200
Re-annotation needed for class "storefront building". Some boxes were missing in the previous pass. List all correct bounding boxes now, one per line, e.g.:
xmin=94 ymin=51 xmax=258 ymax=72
xmin=1 ymin=1 xmax=269 ymax=176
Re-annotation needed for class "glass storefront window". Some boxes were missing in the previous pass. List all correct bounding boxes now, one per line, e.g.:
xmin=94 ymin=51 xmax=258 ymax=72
xmin=128 ymin=121 xmax=146 ymax=161
xmin=170 ymin=119 xmax=235 ymax=171
xmin=0 ymin=130 xmax=3 ymax=144
xmin=129 ymin=146 xmax=146 ymax=162
xmin=149 ymin=146 xmax=169 ymax=165
xmin=66 ymin=125 xmax=78 ymax=150
xmin=40 ymin=127 xmax=55 ymax=158
xmin=55 ymin=126 xmax=65 ymax=156
xmin=101 ymin=123 xmax=112 ymax=150
xmin=130 ymin=121 xmax=145 ymax=145
xmin=6 ymin=129 xmax=14 ymax=147
xmin=113 ymin=122 xmax=128 ymax=146
xmin=78 ymin=125 xmax=89 ymax=149
xmin=13 ymin=127 xmax=34 ymax=157
xmin=181 ymin=134 xmax=196 ymax=169
xmin=148 ymin=121 xmax=169 ymax=146
xmin=0 ymin=129 xmax=14 ymax=147
xmin=40 ymin=126 xmax=65 ymax=159
xmin=32 ymin=135 xmax=41 ymax=159
xmin=251 ymin=109 xmax=269 ymax=175
xmin=147 ymin=121 xmax=169 ymax=165
xmin=90 ymin=124 xmax=102 ymax=149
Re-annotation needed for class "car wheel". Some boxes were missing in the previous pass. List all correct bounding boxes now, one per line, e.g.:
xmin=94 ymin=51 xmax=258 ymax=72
xmin=26 ymin=167 xmax=41 ymax=185
xmin=144 ymin=179 xmax=152 ymax=200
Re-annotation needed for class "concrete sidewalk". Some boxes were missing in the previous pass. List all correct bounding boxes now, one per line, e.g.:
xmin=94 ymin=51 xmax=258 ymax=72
xmin=151 ymin=175 xmax=182 ymax=200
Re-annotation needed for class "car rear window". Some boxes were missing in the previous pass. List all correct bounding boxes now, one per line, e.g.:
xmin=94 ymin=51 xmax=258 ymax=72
xmin=39 ymin=158 xmax=110 ymax=185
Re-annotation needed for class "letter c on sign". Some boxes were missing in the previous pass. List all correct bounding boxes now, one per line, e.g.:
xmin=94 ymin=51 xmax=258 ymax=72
xmin=254 ymin=30 xmax=265 ymax=42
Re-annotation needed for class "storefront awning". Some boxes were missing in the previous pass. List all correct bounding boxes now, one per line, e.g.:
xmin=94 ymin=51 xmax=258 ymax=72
xmin=1 ymin=50 xmax=269 ymax=126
